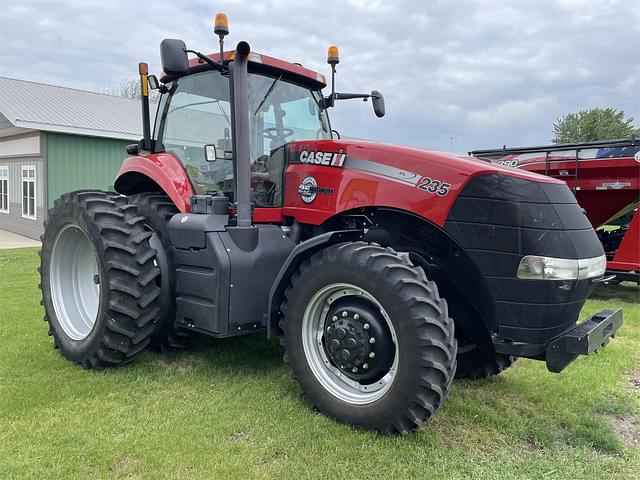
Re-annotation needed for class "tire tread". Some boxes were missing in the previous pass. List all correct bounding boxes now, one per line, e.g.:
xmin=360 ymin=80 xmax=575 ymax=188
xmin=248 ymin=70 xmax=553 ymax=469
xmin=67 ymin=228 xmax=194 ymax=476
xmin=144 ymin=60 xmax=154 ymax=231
xmin=40 ymin=190 xmax=161 ymax=368
xmin=279 ymin=241 xmax=457 ymax=435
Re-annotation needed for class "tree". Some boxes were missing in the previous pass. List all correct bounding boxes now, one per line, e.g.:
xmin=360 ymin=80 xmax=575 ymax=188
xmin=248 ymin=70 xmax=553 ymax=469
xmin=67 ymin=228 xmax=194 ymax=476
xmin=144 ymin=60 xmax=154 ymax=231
xmin=552 ymin=108 xmax=639 ymax=144
xmin=103 ymin=78 xmax=160 ymax=103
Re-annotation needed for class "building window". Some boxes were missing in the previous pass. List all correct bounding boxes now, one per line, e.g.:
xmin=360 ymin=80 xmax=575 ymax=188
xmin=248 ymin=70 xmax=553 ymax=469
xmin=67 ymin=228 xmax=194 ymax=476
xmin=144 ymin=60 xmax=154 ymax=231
xmin=21 ymin=166 xmax=36 ymax=220
xmin=0 ymin=166 xmax=8 ymax=214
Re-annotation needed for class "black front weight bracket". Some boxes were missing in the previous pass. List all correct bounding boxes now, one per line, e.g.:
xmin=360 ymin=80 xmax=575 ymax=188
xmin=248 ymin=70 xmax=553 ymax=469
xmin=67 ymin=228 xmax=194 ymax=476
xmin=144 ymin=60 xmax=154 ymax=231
xmin=546 ymin=308 xmax=623 ymax=373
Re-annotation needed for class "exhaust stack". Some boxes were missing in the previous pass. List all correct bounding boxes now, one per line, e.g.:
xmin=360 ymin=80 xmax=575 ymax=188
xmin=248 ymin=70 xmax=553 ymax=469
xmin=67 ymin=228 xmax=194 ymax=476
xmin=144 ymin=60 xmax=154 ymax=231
xmin=230 ymin=41 xmax=252 ymax=227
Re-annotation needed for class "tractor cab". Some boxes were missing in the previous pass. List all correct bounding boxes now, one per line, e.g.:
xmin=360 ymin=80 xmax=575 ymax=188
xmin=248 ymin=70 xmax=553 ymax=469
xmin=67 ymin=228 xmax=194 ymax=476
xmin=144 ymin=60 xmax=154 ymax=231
xmin=126 ymin=14 xmax=384 ymax=217
xmin=153 ymin=53 xmax=331 ymax=207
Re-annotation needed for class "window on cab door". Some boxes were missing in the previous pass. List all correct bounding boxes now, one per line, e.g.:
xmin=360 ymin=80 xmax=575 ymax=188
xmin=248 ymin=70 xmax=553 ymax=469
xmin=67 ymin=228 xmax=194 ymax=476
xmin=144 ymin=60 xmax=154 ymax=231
xmin=248 ymin=75 xmax=330 ymax=207
xmin=158 ymin=71 xmax=234 ymax=197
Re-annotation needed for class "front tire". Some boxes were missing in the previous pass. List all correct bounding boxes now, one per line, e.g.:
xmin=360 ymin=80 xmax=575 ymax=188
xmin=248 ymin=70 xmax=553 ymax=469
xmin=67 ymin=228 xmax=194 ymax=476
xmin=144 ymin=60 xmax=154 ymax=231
xmin=280 ymin=242 xmax=457 ymax=434
xmin=39 ymin=191 xmax=162 ymax=368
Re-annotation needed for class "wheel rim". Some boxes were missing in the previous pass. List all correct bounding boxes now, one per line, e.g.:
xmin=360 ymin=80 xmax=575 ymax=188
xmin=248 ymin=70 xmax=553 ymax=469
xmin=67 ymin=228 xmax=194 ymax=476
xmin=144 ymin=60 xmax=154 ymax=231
xmin=302 ymin=283 xmax=398 ymax=405
xmin=50 ymin=224 xmax=100 ymax=341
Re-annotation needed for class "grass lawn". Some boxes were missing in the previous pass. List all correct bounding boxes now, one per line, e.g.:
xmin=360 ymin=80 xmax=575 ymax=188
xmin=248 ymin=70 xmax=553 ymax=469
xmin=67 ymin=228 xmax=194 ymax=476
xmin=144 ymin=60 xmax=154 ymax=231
xmin=1 ymin=248 xmax=638 ymax=479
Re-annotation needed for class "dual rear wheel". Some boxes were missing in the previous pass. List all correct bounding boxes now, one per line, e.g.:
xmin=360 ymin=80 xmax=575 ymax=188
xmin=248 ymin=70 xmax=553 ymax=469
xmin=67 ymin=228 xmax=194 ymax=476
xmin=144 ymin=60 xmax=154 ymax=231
xmin=40 ymin=191 xmax=162 ymax=367
xmin=40 ymin=191 xmax=186 ymax=368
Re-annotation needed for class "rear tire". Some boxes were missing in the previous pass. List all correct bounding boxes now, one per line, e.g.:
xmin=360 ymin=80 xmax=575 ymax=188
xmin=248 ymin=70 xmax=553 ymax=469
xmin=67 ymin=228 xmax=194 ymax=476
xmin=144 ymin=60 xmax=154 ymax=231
xmin=39 ymin=191 xmax=161 ymax=368
xmin=280 ymin=242 xmax=457 ymax=434
xmin=128 ymin=193 xmax=192 ymax=351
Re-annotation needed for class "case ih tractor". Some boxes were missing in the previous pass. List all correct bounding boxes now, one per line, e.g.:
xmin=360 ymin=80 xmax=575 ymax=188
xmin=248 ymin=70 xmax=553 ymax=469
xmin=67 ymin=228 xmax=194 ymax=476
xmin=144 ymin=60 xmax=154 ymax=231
xmin=39 ymin=14 xmax=623 ymax=434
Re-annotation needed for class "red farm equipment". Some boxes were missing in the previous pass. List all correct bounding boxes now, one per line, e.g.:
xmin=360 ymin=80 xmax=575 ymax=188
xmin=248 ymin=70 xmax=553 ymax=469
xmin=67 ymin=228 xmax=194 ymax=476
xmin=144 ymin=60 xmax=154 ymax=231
xmin=471 ymin=138 xmax=640 ymax=284
xmin=38 ymin=14 xmax=624 ymax=434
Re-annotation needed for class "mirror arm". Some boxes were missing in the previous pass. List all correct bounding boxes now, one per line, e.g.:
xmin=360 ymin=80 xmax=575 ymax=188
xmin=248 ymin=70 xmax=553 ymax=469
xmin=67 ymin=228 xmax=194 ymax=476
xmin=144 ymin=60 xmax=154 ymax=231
xmin=184 ymin=49 xmax=225 ymax=71
xmin=334 ymin=92 xmax=371 ymax=101
xmin=321 ymin=92 xmax=370 ymax=108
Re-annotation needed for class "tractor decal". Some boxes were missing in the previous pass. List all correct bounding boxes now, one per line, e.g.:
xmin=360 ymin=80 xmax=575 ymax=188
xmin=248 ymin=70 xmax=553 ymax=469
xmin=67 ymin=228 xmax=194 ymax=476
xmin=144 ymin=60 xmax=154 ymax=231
xmin=416 ymin=176 xmax=452 ymax=196
xmin=295 ymin=150 xmax=438 ymax=190
xmin=299 ymin=150 xmax=346 ymax=167
xmin=297 ymin=176 xmax=333 ymax=203
xmin=341 ymin=156 xmax=422 ymax=187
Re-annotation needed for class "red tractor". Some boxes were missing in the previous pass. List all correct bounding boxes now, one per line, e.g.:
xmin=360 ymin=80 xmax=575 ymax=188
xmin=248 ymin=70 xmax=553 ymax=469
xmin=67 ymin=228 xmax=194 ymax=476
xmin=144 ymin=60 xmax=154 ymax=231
xmin=39 ymin=14 xmax=622 ymax=434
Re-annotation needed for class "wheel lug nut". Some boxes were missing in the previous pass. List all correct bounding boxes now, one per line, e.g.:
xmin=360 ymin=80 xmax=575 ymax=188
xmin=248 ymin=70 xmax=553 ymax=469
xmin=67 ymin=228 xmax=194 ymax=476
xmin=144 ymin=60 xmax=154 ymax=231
xmin=363 ymin=363 xmax=369 ymax=369
xmin=332 ymin=315 xmax=338 ymax=322
xmin=363 ymin=323 xmax=370 ymax=330
xmin=341 ymin=311 xmax=348 ymax=318
xmin=369 ymin=352 xmax=375 ymax=358
xmin=369 ymin=337 xmax=376 ymax=344
xmin=353 ymin=313 xmax=360 ymax=320
xmin=352 ymin=367 xmax=358 ymax=373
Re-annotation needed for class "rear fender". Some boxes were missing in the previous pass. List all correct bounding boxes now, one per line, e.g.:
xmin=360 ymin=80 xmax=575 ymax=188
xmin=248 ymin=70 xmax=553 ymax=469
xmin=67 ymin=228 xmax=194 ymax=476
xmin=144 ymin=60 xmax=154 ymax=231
xmin=114 ymin=153 xmax=194 ymax=212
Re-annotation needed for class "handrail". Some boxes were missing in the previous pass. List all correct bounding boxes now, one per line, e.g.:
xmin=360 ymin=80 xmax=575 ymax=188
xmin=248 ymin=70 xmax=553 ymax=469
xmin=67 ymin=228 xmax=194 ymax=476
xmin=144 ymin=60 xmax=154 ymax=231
xmin=470 ymin=136 xmax=638 ymax=156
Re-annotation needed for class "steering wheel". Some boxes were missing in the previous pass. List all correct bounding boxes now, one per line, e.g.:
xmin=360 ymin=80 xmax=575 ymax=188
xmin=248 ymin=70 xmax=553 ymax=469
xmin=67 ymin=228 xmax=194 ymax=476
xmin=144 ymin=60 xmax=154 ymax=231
xmin=263 ymin=127 xmax=294 ymax=141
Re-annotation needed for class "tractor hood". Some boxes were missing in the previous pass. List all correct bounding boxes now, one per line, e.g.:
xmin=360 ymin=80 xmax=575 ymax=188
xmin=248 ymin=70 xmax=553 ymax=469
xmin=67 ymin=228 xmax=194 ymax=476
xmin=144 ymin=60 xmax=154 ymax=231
xmin=288 ymin=138 xmax=559 ymax=185
xmin=284 ymin=139 xmax=565 ymax=227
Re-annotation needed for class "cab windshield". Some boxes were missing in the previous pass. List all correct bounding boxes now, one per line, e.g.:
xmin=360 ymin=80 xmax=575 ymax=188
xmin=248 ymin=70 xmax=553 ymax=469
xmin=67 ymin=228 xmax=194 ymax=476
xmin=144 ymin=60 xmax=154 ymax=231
xmin=156 ymin=69 xmax=330 ymax=205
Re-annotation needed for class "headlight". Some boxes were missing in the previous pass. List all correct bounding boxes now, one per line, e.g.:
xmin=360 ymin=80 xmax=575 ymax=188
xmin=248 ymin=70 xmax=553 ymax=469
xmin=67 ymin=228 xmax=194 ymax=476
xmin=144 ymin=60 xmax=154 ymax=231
xmin=517 ymin=254 xmax=606 ymax=280
xmin=577 ymin=255 xmax=608 ymax=279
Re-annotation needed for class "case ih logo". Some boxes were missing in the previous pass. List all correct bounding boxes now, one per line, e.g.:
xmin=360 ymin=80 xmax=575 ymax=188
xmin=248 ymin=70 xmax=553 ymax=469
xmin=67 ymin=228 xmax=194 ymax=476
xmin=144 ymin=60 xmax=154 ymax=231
xmin=299 ymin=150 xmax=346 ymax=167
xmin=298 ymin=176 xmax=333 ymax=203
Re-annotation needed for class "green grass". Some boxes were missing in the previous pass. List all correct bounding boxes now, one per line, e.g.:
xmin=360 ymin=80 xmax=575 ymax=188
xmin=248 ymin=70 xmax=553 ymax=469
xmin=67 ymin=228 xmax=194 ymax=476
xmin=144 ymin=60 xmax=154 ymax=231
xmin=0 ymin=248 xmax=638 ymax=480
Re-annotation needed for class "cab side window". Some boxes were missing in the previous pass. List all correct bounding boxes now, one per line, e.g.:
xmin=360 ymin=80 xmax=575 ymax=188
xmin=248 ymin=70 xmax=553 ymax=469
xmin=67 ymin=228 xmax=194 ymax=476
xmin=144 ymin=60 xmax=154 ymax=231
xmin=160 ymin=72 xmax=234 ymax=195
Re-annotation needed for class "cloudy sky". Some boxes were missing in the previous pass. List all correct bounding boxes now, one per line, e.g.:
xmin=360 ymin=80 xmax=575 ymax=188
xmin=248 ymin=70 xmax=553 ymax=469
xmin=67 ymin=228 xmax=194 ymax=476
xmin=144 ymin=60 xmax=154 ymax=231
xmin=0 ymin=0 xmax=638 ymax=153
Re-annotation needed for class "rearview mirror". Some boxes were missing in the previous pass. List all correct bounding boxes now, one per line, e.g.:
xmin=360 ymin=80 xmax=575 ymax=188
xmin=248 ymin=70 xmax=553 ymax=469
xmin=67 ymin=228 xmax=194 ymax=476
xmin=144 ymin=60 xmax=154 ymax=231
xmin=204 ymin=145 xmax=217 ymax=162
xmin=148 ymin=75 xmax=160 ymax=90
xmin=160 ymin=39 xmax=189 ymax=76
xmin=371 ymin=90 xmax=385 ymax=118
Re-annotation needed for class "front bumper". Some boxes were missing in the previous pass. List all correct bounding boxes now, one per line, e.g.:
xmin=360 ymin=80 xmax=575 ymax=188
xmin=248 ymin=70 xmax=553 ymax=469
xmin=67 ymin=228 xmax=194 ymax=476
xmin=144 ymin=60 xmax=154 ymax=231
xmin=545 ymin=308 xmax=623 ymax=372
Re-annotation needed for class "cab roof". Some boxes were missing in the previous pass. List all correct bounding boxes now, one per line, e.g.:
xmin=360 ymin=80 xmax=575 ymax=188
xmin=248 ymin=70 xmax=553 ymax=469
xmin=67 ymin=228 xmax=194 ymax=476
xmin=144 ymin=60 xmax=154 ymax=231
xmin=185 ymin=51 xmax=327 ymax=90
